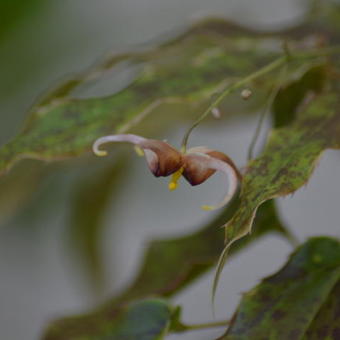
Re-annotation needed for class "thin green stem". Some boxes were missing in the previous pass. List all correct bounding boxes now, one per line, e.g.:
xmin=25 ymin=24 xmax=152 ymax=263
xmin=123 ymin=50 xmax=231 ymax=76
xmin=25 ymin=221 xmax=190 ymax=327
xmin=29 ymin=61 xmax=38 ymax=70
xmin=180 ymin=56 xmax=287 ymax=152
xmin=180 ymin=45 xmax=340 ymax=152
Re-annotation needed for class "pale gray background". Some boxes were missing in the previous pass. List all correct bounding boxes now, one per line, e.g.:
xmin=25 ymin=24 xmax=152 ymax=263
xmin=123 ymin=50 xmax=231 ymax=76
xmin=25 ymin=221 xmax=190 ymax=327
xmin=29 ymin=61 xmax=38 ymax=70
xmin=0 ymin=1 xmax=339 ymax=340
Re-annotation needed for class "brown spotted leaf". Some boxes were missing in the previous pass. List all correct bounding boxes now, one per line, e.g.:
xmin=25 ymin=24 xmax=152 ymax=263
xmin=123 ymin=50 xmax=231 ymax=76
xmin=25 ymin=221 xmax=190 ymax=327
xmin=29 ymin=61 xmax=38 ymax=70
xmin=213 ymin=92 xmax=340 ymax=296
xmin=303 ymin=281 xmax=340 ymax=340
xmin=0 ymin=19 xmax=285 ymax=176
xmin=3 ymin=0 xmax=340 ymax=178
xmin=219 ymin=237 xmax=340 ymax=340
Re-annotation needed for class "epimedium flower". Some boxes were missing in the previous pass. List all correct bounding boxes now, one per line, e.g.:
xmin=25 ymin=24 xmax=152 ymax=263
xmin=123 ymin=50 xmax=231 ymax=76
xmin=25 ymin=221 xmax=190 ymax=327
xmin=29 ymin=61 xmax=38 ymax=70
xmin=93 ymin=134 xmax=242 ymax=210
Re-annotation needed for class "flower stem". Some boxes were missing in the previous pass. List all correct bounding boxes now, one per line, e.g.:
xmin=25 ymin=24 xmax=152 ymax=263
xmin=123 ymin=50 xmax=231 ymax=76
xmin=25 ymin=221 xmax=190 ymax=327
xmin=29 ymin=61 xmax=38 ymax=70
xmin=180 ymin=56 xmax=287 ymax=152
xmin=180 ymin=45 xmax=340 ymax=152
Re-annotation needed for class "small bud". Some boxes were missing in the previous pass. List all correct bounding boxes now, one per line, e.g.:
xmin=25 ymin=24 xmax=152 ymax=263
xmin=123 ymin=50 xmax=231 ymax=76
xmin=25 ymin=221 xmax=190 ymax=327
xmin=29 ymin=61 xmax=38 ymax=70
xmin=211 ymin=107 xmax=221 ymax=119
xmin=241 ymin=88 xmax=252 ymax=100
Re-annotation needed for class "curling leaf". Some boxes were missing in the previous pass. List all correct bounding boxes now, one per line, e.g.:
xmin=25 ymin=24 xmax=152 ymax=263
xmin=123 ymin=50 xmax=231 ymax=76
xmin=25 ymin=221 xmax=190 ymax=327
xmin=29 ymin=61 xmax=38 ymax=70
xmin=219 ymin=237 xmax=340 ymax=340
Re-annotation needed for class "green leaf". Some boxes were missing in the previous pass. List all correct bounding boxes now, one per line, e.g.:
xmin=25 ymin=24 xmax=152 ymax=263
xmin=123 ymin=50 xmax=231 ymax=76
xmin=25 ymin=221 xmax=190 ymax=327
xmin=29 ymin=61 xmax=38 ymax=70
xmin=303 ymin=281 xmax=340 ymax=340
xmin=214 ymin=93 xmax=340 ymax=292
xmin=219 ymin=237 xmax=340 ymax=340
xmin=272 ymin=64 xmax=327 ymax=128
xmin=43 ymin=200 xmax=292 ymax=339
xmin=44 ymin=299 xmax=173 ymax=340
xmin=0 ymin=18 xmax=313 ymax=177
xmin=1 ymin=1 xmax=339 ymax=178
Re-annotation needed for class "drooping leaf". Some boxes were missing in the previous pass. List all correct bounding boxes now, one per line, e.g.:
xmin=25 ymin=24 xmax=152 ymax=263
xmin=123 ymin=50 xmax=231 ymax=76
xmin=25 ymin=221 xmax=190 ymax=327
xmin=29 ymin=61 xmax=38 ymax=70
xmin=44 ymin=299 xmax=173 ymax=340
xmin=43 ymin=199 xmax=292 ymax=339
xmin=214 ymin=92 xmax=340 ymax=292
xmin=219 ymin=237 xmax=340 ymax=340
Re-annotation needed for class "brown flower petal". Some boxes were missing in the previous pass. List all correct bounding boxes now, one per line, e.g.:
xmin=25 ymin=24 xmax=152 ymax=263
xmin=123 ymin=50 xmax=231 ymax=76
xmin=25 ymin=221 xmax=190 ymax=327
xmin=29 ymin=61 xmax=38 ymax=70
xmin=182 ymin=149 xmax=241 ymax=210
xmin=93 ymin=134 xmax=182 ymax=177
xmin=140 ymin=139 xmax=182 ymax=177
xmin=182 ymin=147 xmax=241 ymax=185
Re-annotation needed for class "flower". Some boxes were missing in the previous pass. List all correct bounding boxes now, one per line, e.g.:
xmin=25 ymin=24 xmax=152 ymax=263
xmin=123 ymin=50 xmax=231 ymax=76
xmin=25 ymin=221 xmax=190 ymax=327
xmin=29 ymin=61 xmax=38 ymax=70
xmin=93 ymin=134 xmax=241 ymax=210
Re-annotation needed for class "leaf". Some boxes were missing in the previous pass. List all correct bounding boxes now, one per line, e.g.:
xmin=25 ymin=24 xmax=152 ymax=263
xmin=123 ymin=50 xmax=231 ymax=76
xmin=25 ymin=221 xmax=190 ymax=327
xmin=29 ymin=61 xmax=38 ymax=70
xmin=272 ymin=64 xmax=327 ymax=128
xmin=0 ymin=16 xmax=326 ymax=177
xmin=43 ymin=199 xmax=292 ymax=339
xmin=44 ymin=299 xmax=173 ymax=340
xmin=303 ymin=281 xmax=340 ymax=340
xmin=214 ymin=92 xmax=340 ymax=291
xmin=219 ymin=237 xmax=340 ymax=340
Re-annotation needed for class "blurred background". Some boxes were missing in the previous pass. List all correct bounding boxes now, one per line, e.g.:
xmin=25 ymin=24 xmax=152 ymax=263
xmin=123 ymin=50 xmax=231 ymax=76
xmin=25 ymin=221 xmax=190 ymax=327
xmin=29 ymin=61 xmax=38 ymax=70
xmin=0 ymin=1 xmax=339 ymax=339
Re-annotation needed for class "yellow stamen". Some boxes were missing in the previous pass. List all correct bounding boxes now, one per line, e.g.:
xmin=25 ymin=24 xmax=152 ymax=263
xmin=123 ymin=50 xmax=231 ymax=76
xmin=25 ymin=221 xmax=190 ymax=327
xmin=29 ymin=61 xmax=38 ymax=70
xmin=168 ymin=182 xmax=178 ymax=191
xmin=168 ymin=167 xmax=183 ymax=191
xmin=95 ymin=150 xmax=108 ymax=157
xmin=201 ymin=205 xmax=215 ymax=211
xmin=134 ymin=146 xmax=144 ymax=156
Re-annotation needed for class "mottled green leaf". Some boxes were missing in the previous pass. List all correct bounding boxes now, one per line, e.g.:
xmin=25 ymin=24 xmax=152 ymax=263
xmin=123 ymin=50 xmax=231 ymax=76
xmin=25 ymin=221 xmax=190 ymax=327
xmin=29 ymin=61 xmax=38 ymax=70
xmin=303 ymin=281 xmax=340 ymax=340
xmin=42 ymin=200 xmax=292 ymax=339
xmin=0 ymin=16 xmax=326 ymax=177
xmin=44 ymin=299 xmax=173 ymax=340
xmin=219 ymin=237 xmax=340 ymax=340
xmin=214 ymin=93 xmax=340 ymax=292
